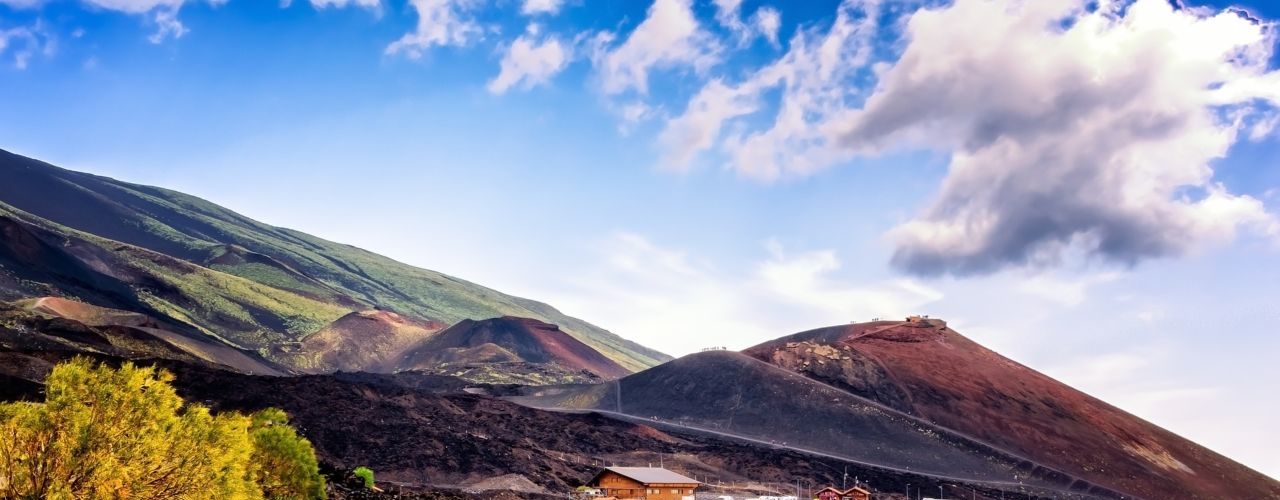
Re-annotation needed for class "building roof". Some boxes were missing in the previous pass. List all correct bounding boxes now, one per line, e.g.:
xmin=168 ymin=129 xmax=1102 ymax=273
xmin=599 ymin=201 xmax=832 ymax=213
xmin=816 ymin=486 xmax=871 ymax=495
xmin=593 ymin=467 xmax=700 ymax=485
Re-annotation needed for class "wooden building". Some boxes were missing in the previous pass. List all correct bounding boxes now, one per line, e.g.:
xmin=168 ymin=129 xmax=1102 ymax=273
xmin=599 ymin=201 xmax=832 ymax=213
xmin=815 ymin=486 xmax=872 ymax=500
xmin=585 ymin=467 xmax=700 ymax=500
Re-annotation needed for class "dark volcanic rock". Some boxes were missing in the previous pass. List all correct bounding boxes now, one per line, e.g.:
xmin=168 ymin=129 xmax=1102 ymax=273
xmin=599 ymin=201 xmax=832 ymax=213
xmin=744 ymin=320 xmax=1280 ymax=500
xmin=0 ymin=343 xmax=1095 ymax=500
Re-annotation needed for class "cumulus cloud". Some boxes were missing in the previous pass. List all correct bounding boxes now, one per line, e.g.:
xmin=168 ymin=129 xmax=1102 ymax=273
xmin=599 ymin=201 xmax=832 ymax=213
xmin=590 ymin=0 xmax=720 ymax=95
xmin=385 ymin=0 xmax=480 ymax=58
xmin=520 ymin=0 xmax=562 ymax=16
xmin=488 ymin=24 xmax=568 ymax=94
xmin=659 ymin=0 xmax=1280 ymax=275
xmin=658 ymin=0 xmax=879 ymax=175
xmin=540 ymin=232 xmax=940 ymax=355
xmin=838 ymin=0 xmax=1280 ymax=276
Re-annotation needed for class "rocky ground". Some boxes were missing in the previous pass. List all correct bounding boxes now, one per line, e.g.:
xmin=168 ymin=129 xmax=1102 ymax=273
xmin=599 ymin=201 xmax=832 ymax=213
xmin=0 ymin=345 xmax=1076 ymax=499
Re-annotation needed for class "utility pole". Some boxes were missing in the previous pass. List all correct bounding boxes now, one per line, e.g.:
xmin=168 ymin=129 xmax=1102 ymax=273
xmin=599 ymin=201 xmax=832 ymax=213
xmin=615 ymin=379 xmax=622 ymax=414
xmin=940 ymin=485 xmax=945 ymax=499
xmin=842 ymin=466 xmax=848 ymax=489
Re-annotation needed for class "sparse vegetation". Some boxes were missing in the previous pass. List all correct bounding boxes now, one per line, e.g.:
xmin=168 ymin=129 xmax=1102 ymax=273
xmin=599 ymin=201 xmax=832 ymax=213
xmin=0 ymin=358 xmax=325 ymax=500
xmin=0 ymin=153 xmax=670 ymax=370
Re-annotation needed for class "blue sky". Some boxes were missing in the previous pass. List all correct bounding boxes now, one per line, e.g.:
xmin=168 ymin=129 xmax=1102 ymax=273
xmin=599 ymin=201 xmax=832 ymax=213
xmin=2 ymin=0 xmax=1280 ymax=479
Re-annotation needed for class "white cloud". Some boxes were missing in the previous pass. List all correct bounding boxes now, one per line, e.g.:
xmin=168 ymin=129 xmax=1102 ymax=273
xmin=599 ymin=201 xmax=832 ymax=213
xmin=756 ymin=239 xmax=943 ymax=317
xmin=590 ymin=0 xmax=720 ymax=96
xmin=658 ymin=0 xmax=879 ymax=176
xmin=837 ymin=0 xmax=1280 ymax=276
xmin=307 ymin=0 xmax=380 ymax=10
xmin=1052 ymin=351 xmax=1155 ymax=389
xmin=488 ymin=24 xmax=568 ymax=94
xmin=540 ymin=232 xmax=940 ymax=355
xmin=619 ymin=101 xmax=654 ymax=125
xmin=657 ymin=78 xmax=758 ymax=168
xmin=385 ymin=0 xmax=481 ymax=58
xmin=148 ymin=5 xmax=187 ymax=42
xmin=660 ymin=0 xmax=1280 ymax=275
xmin=0 ymin=20 xmax=54 ymax=69
xmin=78 ymin=0 xmax=228 ymax=43
xmin=753 ymin=7 xmax=780 ymax=46
xmin=1016 ymin=271 xmax=1120 ymax=307
xmin=0 ymin=0 xmax=46 ymax=9
xmin=520 ymin=0 xmax=562 ymax=16
xmin=1250 ymin=111 xmax=1280 ymax=141
xmin=612 ymin=100 xmax=659 ymax=135
xmin=80 ymin=0 xmax=185 ymax=13
xmin=1134 ymin=307 xmax=1164 ymax=323
xmin=711 ymin=0 xmax=780 ymax=47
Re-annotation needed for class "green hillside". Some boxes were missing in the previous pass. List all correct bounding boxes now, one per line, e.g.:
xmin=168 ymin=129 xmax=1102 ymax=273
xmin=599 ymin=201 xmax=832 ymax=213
xmin=0 ymin=149 xmax=669 ymax=371
xmin=0 ymin=200 xmax=350 ymax=349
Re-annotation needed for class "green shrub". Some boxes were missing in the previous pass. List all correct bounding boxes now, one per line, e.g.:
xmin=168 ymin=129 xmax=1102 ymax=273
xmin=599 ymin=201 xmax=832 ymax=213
xmin=0 ymin=358 xmax=327 ymax=500
xmin=250 ymin=408 xmax=327 ymax=499
xmin=353 ymin=466 xmax=376 ymax=489
xmin=0 ymin=358 xmax=260 ymax=499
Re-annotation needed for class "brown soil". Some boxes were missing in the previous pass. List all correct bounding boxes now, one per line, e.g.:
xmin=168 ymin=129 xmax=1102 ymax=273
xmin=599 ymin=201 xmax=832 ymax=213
xmin=276 ymin=309 xmax=447 ymax=373
xmin=744 ymin=321 xmax=1280 ymax=500
xmin=398 ymin=317 xmax=631 ymax=380
xmin=512 ymin=350 xmax=1112 ymax=496
xmin=0 ymin=300 xmax=282 ymax=375
xmin=0 ymin=340 xmax=1093 ymax=500
xmin=25 ymin=296 xmax=157 ymax=328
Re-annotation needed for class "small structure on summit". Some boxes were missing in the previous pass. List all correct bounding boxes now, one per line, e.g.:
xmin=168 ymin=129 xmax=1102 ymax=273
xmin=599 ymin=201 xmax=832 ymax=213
xmin=906 ymin=315 xmax=947 ymax=328
xmin=585 ymin=466 xmax=700 ymax=500
xmin=814 ymin=485 xmax=871 ymax=500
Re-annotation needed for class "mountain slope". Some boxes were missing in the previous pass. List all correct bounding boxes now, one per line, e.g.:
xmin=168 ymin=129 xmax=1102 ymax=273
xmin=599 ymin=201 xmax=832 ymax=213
xmin=0 ymin=149 xmax=668 ymax=371
xmin=0 ymin=201 xmax=350 ymax=349
xmin=0 ymin=298 xmax=282 ymax=375
xmin=743 ymin=319 xmax=1280 ymax=500
xmin=397 ymin=317 xmax=631 ymax=380
xmin=511 ymin=350 xmax=1122 ymax=497
xmin=273 ymin=309 xmax=448 ymax=373
xmin=1 ymin=348 xmax=1080 ymax=500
